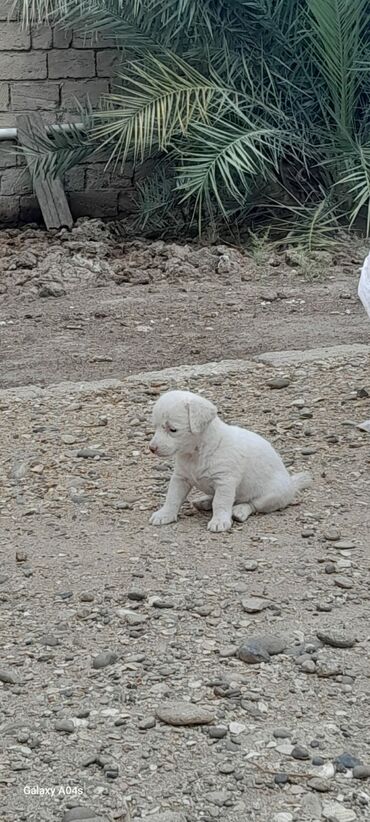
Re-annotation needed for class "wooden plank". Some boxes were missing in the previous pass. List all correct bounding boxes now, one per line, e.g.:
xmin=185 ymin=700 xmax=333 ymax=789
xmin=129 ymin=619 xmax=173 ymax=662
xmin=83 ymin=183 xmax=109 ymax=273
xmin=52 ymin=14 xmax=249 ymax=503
xmin=16 ymin=113 xmax=73 ymax=230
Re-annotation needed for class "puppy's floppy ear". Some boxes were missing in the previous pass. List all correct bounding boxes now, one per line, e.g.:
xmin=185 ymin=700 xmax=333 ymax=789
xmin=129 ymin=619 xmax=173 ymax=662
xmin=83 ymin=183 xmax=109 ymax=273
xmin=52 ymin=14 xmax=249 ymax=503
xmin=186 ymin=396 xmax=217 ymax=434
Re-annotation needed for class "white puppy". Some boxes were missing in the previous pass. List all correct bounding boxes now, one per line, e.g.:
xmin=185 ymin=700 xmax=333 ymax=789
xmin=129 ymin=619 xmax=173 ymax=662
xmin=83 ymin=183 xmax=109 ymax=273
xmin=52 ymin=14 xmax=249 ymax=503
xmin=149 ymin=390 xmax=311 ymax=533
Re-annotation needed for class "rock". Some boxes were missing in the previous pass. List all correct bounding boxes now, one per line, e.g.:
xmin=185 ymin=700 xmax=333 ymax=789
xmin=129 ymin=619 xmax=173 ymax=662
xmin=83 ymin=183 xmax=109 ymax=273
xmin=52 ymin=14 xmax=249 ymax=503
xmin=273 ymin=814 xmax=293 ymax=822
xmin=241 ymin=560 xmax=258 ymax=572
xmin=322 ymin=801 xmax=357 ymax=821
xmin=333 ymin=541 xmax=356 ymax=550
xmin=0 ymin=669 xmax=18 ymax=684
xmin=209 ymin=726 xmax=227 ymax=739
xmin=92 ymin=651 xmax=117 ymax=669
xmin=241 ymin=596 xmax=270 ymax=613
xmin=205 ymin=791 xmax=231 ymax=806
xmin=353 ymin=766 xmax=370 ymax=780
xmin=316 ymin=629 xmax=356 ymax=649
xmin=138 ymin=716 xmax=156 ymax=730
xmin=218 ymin=761 xmax=235 ymax=774
xmin=334 ymin=752 xmax=362 ymax=771
xmin=40 ymin=634 xmax=60 ymax=647
xmin=334 ymin=576 xmax=353 ymax=589
xmin=77 ymin=447 xmax=104 ymax=459
xmin=316 ymin=658 xmax=342 ymax=678
xmin=144 ymin=815 xmax=186 ymax=822
xmin=229 ymin=721 xmax=245 ymax=735
xmin=273 ymin=728 xmax=291 ymax=739
xmin=62 ymin=810 xmax=104 ymax=822
xmin=275 ymin=772 xmax=289 ymax=785
xmin=156 ymin=701 xmax=215 ymax=726
xmin=291 ymin=744 xmax=310 ymax=760
xmin=298 ymin=659 xmax=316 ymax=674
xmin=324 ymin=528 xmax=341 ymax=541
xmin=127 ymin=590 xmax=146 ymax=601
xmin=307 ymin=778 xmax=331 ymax=792
xmin=55 ymin=719 xmax=75 ymax=734
xmin=267 ymin=377 xmax=291 ymax=389
xmin=16 ymin=550 xmax=28 ymax=563
xmin=238 ymin=641 xmax=270 ymax=664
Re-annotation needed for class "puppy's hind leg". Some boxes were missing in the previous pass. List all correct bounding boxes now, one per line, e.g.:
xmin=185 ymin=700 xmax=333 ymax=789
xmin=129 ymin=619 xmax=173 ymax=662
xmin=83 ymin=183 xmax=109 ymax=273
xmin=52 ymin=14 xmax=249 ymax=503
xmin=252 ymin=490 xmax=291 ymax=514
xmin=232 ymin=503 xmax=254 ymax=523
xmin=193 ymin=495 xmax=213 ymax=512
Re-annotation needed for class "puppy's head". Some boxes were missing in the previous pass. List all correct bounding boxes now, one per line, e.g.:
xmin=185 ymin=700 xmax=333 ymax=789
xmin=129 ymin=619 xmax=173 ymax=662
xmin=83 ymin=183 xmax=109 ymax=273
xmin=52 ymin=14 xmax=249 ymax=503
xmin=149 ymin=390 xmax=217 ymax=457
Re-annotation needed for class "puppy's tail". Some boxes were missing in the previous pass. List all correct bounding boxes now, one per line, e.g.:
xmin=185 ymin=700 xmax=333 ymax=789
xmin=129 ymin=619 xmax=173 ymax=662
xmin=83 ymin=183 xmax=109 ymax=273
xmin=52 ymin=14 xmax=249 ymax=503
xmin=290 ymin=471 xmax=312 ymax=495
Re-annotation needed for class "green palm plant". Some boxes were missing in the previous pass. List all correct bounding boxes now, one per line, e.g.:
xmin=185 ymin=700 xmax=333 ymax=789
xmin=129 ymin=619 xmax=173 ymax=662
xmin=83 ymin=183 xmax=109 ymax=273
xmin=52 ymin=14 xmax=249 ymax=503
xmin=14 ymin=0 xmax=370 ymax=242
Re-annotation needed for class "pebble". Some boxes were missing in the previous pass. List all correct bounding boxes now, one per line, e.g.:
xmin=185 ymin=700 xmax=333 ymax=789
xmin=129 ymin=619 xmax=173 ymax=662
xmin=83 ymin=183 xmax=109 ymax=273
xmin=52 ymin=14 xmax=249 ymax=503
xmin=218 ymin=762 xmax=235 ymax=774
xmin=312 ymin=756 xmax=325 ymax=766
xmin=334 ymin=576 xmax=353 ymax=589
xmin=273 ymin=728 xmax=291 ymax=739
xmin=62 ymin=810 xmax=105 ymax=822
xmin=333 ymin=541 xmax=356 ymax=551
xmin=322 ymin=801 xmax=357 ymax=821
xmin=16 ymin=550 xmax=28 ymax=563
xmin=40 ymin=634 xmax=60 ymax=647
xmin=241 ymin=560 xmax=258 ymax=572
xmin=316 ymin=629 xmax=356 ymax=649
xmin=205 ymin=791 xmax=230 ymax=806
xmin=267 ymin=377 xmax=291 ymax=389
xmin=0 ymin=669 xmax=18 ymax=684
xmin=156 ymin=701 xmax=215 ymax=726
xmin=238 ymin=634 xmax=287 ymax=664
xmin=138 ymin=716 xmax=156 ymax=730
xmin=298 ymin=659 xmax=316 ymax=674
xmin=307 ymin=778 xmax=331 ymax=792
xmin=54 ymin=719 xmax=75 ymax=734
xmin=334 ymin=752 xmax=362 ymax=770
xmin=92 ymin=651 xmax=117 ymax=669
xmin=273 ymin=814 xmax=293 ymax=822
xmin=353 ymin=765 xmax=370 ymax=779
xmin=229 ymin=721 xmax=245 ymax=735
xmin=291 ymin=744 xmax=310 ymax=760
xmin=275 ymin=773 xmax=289 ymax=785
xmin=324 ymin=528 xmax=341 ymax=541
xmin=241 ymin=596 xmax=270 ymax=613
xmin=77 ymin=447 xmax=104 ymax=459
xmin=208 ymin=726 xmax=227 ymax=739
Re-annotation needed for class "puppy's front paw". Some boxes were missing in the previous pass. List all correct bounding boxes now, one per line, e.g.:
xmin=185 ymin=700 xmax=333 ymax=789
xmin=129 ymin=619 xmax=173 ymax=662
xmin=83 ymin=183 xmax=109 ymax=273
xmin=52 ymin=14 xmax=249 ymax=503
xmin=150 ymin=508 xmax=177 ymax=526
xmin=207 ymin=514 xmax=232 ymax=533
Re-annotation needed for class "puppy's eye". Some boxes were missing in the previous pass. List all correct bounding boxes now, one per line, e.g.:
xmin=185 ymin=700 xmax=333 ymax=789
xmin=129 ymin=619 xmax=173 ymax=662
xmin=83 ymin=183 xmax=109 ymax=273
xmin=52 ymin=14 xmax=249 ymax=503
xmin=169 ymin=427 xmax=177 ymax=433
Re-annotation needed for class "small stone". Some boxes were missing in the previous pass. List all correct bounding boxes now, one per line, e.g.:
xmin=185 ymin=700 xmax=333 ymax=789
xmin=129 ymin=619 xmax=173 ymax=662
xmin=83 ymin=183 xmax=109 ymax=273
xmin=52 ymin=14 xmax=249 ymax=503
xmin=16 ymin=550 xmax=28 ymax=563
xmin=238 ymin=641 xmax=270 ymax=664
xmin=218 ymin=762 xmax=235 ymax=774
xmin=242 ymin=560 xmax=258 ymax=572
xmin=267 ymin=377 xmax=290 ymax=389
xmin=40 ymin=634 xmax=60 ymax=647
xmin=353 ymin=766 xmax=370 ymax=780
xmin=334 ymin=576 xmax=353 ymax=589
xmin=324 ymin=528 xmax=341 ymax=541
xmin=307 ymin=778 xmax=331 ymax=792
xmin=208 ymin=726 xmax=227 ymax=739
xmin=0 ymin=669 xmax=18 ymax=685
xmin=316 ymin=659 xmax=341 ymax=678
xmin=275 ymin=772 xmax=289 ymax=785
xmin=325 ymin=562 xmax=336 ymax=574
xmin=55 ymin=719 xmax=75 ymax=734
xmin=291 ymin=745 xmax=310 ymax=760
xmin=127 ymin=590 xmax=146 ymax=601
xmin=333 ymin=541 xmax=356 ymax=551
xmin=312 ymin=756 xmax=325 ymax=766
xmin=92 ymin=651 xmax=117 ymax=669
xmin=298 ymin=659 xmax=316 ymax=674
xmin=322 ymin=801 xmax=357 ymax=821
xmin=77 ymin=448 xmax=104 ymax=459
xmin=334 ymin=752 xmax=362 ymax=771
xmin=273 ymin=728 xmax=291 ymax=739
xmin=79 ymin=592 xmax=95 ymax=602
xmin=229 ymin=721 xmax=245 ymax=735
xmin=138 ymin=716 xmax=156 ymax=730
xmin=316 ymin=629 xmax=356 ymax=649
xmin=62 ymin=810 xmax=103 ymax=822
xmin=301 ymin=528 xmax=314 ymax=538
xmin=205 ymin=791 xmax=231 ymax=807
xmin=156 ymin=701 xmax=215 ymax=726
xmin=241 ymin=596 xmax=270 ymax=613
xmin=273 ymin=814 xmax=293 ymax=822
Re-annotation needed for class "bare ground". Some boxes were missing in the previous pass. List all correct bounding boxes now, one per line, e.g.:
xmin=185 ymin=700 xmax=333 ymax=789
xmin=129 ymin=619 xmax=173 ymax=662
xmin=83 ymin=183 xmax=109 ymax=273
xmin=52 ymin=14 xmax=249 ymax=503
xmin=0 ymin=221 xmax=370 ymax=822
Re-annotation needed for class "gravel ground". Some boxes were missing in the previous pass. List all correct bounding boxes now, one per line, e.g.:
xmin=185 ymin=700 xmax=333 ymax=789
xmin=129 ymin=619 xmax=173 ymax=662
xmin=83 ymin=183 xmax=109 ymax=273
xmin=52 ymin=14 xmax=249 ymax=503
xmin=0 ymin=219 xmax=369 ymax=390
xmin=1 ymin=345 xmax=370 ymax=822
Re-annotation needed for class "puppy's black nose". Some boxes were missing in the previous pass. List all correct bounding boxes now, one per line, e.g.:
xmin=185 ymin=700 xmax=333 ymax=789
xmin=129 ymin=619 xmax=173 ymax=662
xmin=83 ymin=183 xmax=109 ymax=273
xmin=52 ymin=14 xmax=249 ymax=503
xmin=149 ymin=444 xmax=158 ymax=454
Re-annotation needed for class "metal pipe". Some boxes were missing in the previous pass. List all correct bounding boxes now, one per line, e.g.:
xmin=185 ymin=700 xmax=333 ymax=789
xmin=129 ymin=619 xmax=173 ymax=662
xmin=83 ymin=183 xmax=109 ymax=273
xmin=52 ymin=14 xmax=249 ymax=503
xmin=0 ymin=122 xmax=84 ymax=141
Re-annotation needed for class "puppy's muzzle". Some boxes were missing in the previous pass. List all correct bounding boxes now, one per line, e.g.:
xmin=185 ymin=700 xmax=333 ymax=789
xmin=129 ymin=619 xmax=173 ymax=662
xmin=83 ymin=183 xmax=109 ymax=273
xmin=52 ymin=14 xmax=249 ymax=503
xmin=149 ymin=442 xmax=158 ymax=454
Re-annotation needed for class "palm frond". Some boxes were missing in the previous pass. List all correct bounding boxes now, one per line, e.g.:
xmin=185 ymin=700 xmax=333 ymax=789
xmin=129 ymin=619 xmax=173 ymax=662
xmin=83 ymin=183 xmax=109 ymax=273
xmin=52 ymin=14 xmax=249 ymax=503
xmin=336 ymin=142 xmax=370 ymax=235
xmin=16 ymin=111 xmax=96 ymax=180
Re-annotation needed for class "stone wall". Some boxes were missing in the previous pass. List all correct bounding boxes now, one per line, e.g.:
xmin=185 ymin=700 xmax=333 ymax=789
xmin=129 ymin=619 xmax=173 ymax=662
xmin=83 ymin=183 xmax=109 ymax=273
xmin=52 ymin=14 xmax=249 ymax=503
xmin=0 ymin=1 xmax=135 ymax=225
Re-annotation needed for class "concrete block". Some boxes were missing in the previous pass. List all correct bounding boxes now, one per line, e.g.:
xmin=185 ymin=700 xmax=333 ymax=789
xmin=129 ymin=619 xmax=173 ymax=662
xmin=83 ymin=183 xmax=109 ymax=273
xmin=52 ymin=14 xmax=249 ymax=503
xmin=0 ymin=21 xmax=31 ymax=49
xmin=20 ymin=194 xmax=42 ymax=223
xmin=60 ymin=78 xmax=108 ymax=109
xmin=0 ymin=81 xmax=9 ymax=110
xmin=69 ymin=190 xmax=118 ymax=218
xmin=64 ymin=166 xmax=85 ymax=192
xmin=32 ymin=24 xmax=53 ymax=49
xmin=0 ymin=195 xmax=20 ymax=224
xmin=48 ymin=49 xmax=95 ymax=79
xmin=53 ymin=26 xmax=73 ymax=48
xmin=96 ymin=50 xmax=121 ymax=76
xmin=0 ymin=141 xmax=17 ymax=168
xmin=0 ymin=51 xmax=47 ymax=80
xmin=73 ymin=31 xmax=117 ymax=49
xmin=1 ymin=166 xmax=33 ymax=195
xmin=118 ymin=189 xmax=135 ymax=216
xmin=85 ymin=162 xmax=131 ymax=190
xmin=11 ymin=82 xmax=60 ymax=111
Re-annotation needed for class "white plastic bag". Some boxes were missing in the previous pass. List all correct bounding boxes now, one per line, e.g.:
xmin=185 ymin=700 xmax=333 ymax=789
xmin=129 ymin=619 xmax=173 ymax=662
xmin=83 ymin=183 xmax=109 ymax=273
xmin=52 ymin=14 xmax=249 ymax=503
xmin=358 ymin=252 xmax=370 ymax=318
